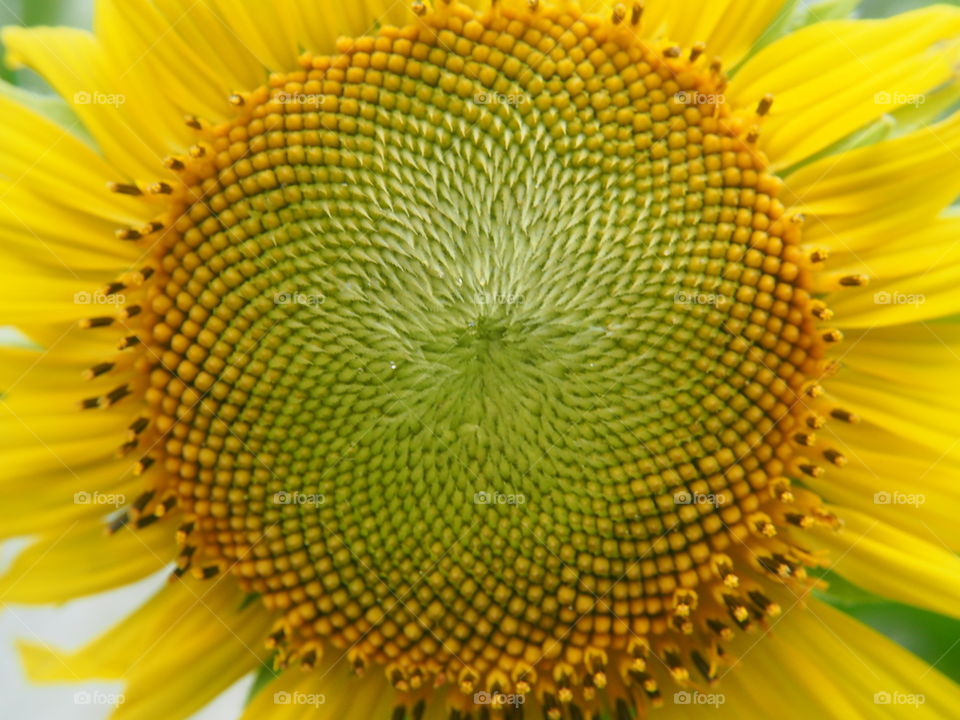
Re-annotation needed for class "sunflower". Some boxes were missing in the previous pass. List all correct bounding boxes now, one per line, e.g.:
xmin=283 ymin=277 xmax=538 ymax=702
xmin=2 ymin=0 xmax=960 ymax=717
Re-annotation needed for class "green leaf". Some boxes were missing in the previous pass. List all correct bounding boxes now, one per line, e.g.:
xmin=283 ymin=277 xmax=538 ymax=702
xmin=0 ymin=78 xmax=94 ymax=145
xmin=245 ymin=659 xmax=281 ymax=705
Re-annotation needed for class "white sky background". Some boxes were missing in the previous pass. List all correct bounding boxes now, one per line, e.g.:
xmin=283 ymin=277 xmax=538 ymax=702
xmin=0 ymin=538 xmax=252 ymax=719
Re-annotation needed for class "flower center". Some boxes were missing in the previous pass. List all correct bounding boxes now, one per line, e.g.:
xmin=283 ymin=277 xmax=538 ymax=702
xmin=91 ymin=0 xmax=853 ymax=715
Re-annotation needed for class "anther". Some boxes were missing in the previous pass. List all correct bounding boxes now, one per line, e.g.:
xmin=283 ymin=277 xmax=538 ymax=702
xmin=756 ymin=94 xmax=774 ymax=116
xmin=115 ymin=228 xmax=142 ymax=241
xmin=134 ymin=456 xmax=155 ymax=475
xmin=690 ymin=42 xmax=706 ymax=61
xmin=663 ymin=46 xmax=681 ymax=58
xmin=176 ymin=522 xmax=195 ymax=544
xmin=188 ymin=145 xmax=207 ymax=159
xmin=80 ymin=316 xmax=115 ymax=329
xmin=798 ymin=463 xmax=824 ymax=478
xmin=102 ymin=384 xmax=131 ymax=406
xmin=839 ymin=274 xmax=869 ymax=287
xmin=122 ymin=305 xmax=142 ymax=319
xmin=184 ymin=115 xmax=203 ymax=130
xmin=83 ymin=362 xmax=114 ymax=380
xmin=106 ymin=182 xmax=141 ymax=196
xmin=810 ymin=301 xmax=833 ymax=321
xmin=809 ymin=248 xmax=830 ymax=263
xmin=131 ymin=490 xmax=156 ymax=515
xmin=822 ymin=329 xmax=843 ymax=343
xmin=748 ymin=590 xmax=780 ymax=616
xmin=804 ymin=383 xmax=824 ymax=398
xmin=118 ymin=440 xmax=138 ymax=456
xmin=746 ymin=125 xmax=760 ymax=143
xmin=823 ymin=448 xmax=847 ymax=466
xmin=228 ymin=93 xmax=245 ymax=107
xmin=412 ymin=0 xmax=426 ymax=15
xmin=107 ymin=512 xmax=129 ymax=534
xmin=691 ymin=650 xmax=715 ymax=681
xmin=792 ymin=432 xmax=815 ymax=446
xmin=148 ymin=182 xmax=173 ymax=195
xmin=128 ymin=417 xmax=149 ymax=437
xmin=163 ymin=156 xmax=186 ymax=171
xmin=631 ymin=2 xmax=643 ymax=24
xmin=830 ymin=408 xmax=860 ymax=423
xmin=118 ymin=335 xmax=141 ymax=350
xmin=612 ymin=4 xmax=626 ymax=24
xmin=103 ymin=281 xmax=125 ymax=295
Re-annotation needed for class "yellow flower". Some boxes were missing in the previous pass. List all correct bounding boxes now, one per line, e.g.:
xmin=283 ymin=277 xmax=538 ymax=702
xmin=2 ymin=0 xmax=960 ymax=717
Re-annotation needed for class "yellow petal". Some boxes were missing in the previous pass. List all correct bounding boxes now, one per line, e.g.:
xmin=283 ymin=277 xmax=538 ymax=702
xmin=729 ymin=6 xmax=960 ymax=170
xmin=641 ymin=0 xmax=790 ymax=67
xmin=0 ymin=519 xmax=174 ymax=603
xmin=807 ymin=504 xmax=960 ymax=620
xmin=2 ymin=27 xmax=179 ymax=180
xmin=240 ymin=655 xmax=398 ymax=720
xmin=705 ymin=600 xmax=960 ymax=719
xmin=20 ymin=576 xmax=274 ymax=720
xmin=784 ymin=114 xmax=960 ymax=266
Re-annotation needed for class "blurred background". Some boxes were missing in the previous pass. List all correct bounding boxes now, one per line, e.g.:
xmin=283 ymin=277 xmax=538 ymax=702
xmin=0 ymin=0 xmax=959 ymax=718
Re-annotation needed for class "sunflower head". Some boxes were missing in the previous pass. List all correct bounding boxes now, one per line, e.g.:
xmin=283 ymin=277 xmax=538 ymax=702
xmin=4 ymin=0 xmax=960 ymax=719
